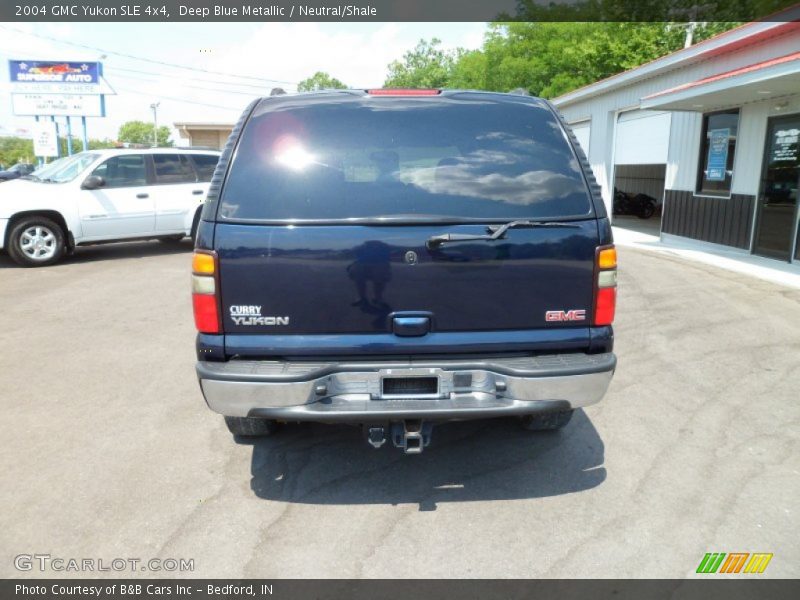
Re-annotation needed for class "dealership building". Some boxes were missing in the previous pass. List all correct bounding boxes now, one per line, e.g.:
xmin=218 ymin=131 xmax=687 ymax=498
xmin=553 ymin=17 xmax=800 ymax=265
xmin=174 ymin=121 xmax=233 ymax=150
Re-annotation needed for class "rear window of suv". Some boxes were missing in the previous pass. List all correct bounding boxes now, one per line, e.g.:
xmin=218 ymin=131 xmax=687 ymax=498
xmin=220 ymin=93 xmax=593 ymax=221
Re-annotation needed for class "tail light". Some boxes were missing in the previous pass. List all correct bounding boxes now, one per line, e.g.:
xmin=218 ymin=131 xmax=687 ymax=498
xmin=192 ymin=251 xmax=221 ymax=334
xmin=593 ymin=246 xmax=617 ymax=326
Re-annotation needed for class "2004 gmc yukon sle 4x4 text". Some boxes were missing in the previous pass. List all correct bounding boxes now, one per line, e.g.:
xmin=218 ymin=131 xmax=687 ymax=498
xmin=193 ymin=89 xmax=617 ymax=453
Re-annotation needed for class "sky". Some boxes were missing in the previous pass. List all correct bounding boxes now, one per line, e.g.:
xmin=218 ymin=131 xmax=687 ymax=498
xmin=0 ymin=22 xmax=487 ymax=144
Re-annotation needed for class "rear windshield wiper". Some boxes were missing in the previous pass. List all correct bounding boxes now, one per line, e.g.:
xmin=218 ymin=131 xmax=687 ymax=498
xmin=426 ymin=220 xmax=581 ymax=248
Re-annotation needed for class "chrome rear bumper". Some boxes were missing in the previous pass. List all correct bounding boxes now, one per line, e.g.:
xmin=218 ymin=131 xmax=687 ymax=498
xmin=197 ymin=353 xmax=616 ymax=422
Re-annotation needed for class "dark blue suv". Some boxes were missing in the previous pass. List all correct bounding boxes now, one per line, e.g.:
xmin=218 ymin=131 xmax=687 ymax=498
xmin=192 ymin=89 xmax=617 ymax=453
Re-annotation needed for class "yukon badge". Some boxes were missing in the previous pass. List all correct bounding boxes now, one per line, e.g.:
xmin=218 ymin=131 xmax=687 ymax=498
xmin=229 ymin=305 xmax=289 ymax=326
xmin=546 ymin=309 xmax=586 ymax=322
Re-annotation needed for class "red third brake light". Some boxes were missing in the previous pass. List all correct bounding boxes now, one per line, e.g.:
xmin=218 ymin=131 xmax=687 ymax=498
xmin=366 ymin=89 xmax=441 ymax=96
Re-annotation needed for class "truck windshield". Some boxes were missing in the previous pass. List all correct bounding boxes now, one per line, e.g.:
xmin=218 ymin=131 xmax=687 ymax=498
xmin=220 ymin=93 xmax=593 ymax=222
xmin=29 ymin=153 xmax=98 ymax=183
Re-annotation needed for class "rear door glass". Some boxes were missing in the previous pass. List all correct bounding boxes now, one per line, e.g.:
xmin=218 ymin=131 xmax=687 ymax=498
xmin=153 ymin=154 xmax=197 ymax=184
xmin=221 ymin=94 xmax=592 ymax=221
xmin=190 ymin=154 xmax=220 ymax=182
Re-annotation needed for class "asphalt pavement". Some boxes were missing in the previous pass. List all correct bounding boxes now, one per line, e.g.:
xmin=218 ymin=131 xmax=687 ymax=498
xmin=1 ymin=240 xmax=798 ymax=578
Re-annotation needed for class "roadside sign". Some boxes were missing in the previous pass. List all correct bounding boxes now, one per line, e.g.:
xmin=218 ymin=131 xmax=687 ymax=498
xmin=8 ymin=60 xmax=110 ymax=94
xmin=12 ymin=93 xmax=105 ymax=117
xmin=9 ymin=60 xmax=100 ymax=84
xmin=11 ymin=81 xmax=103 ymax=94
xmin=9 ymin=59 xmax=110 ymax=157
xmin=32 ymin=121 xmax=58 ymax=157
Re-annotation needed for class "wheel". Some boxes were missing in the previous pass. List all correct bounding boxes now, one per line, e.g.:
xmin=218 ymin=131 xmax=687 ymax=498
xmin=7 ymin=216 xmax=66 ymax=267
xmin=520 ymin=410 xmax=574 ymax=431
xmin=638 ymin=202 xmax=656 ymax=219
xmin=158 ymin=235 xmax=185 ymax=243
xmin=190 ymin=209 xmax=202 ymax=244
xmin=224 ymin=416 xmax=279 ymax=437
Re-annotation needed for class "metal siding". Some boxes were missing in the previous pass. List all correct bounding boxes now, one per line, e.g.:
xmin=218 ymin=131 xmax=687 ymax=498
xmin=557 ymin=29 xmax=800 ymax=203
xmin=570 ymin=121 xmax=591 ymax=155
xmin=662 ymin=190 xmax=755 ymax=249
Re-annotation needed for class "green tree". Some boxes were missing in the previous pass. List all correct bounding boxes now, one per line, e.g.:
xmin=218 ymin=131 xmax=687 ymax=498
xmin=59 ymin=136 xmax=116 ymax=155
xmin=487 ymin=22 xmax=739 ymax=97
xmin=297 ymin=71 xmax=348 ymax=92
xmin=118 ymin=121 xmax=172 ymax=147
xmin=385 ymin=22 xmax=739 ymax=99
xmin=0 ymin=136 xmax=35 ymax=167
xmin=0 ymin=135 xmax=117 ymax=167
xmin=384 ymin=38 xmax=463 ymax=88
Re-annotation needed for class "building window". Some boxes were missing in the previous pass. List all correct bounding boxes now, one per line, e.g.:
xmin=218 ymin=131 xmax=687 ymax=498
xmin=696 ymin=109 xmax=739 ymax=196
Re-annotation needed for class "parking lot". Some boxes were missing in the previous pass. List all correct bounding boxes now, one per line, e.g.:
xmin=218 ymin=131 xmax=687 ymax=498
xmin=0 ymin=241 xmax=798 ymax=578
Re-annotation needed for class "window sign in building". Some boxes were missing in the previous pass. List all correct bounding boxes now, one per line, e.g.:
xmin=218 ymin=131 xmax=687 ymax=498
xmin=697 ymin=110 xmax=739 ymax=196
xmin=707 ymin=128 xmax=730 ymax=181
xmin=771 ymin=128 xmax=799 ymax=163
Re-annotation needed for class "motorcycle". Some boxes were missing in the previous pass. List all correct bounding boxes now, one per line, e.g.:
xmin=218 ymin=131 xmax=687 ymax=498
xmin=613 ymin=188 xmax=657 ymax=219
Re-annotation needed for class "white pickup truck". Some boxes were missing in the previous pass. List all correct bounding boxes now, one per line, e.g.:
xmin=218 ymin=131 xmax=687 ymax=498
xmin=0 ymin=148 xmax=220 ymax=267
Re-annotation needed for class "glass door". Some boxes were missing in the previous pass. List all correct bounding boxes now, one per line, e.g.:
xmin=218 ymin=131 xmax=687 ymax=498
xmin=753 ymin=114 xmax=800 ymax=261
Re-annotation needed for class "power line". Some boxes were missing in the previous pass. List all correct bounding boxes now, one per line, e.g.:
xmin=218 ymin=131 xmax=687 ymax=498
xmin=108 ymin=70 xmax=265 ymax=97
xmin=108 ymin=65 xmax=284 ymax=91
xmin=0 ymin=24 xmax=298 ymax=85
xmin=111 ymin=85 xmax=246 ymax=111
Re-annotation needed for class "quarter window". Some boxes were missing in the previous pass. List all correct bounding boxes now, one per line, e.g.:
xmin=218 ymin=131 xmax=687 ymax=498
xmin=153 ymin=154 xmax=197 ymax=184
xmin=190 ymin=154 xmax=219 ymax=182
xmin=90 ymin=155 xmax=146 ymax=188
xmin=697 ymin=109 xmax=739 ymax=196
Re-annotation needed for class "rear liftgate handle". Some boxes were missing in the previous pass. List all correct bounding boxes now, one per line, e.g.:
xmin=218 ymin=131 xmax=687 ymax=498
xmin=391 ymin=315 xmax=431 ymax=337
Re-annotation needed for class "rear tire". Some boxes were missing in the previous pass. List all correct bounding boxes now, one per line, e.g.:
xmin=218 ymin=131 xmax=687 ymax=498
xmin=520 ymin=410 xmax=574 ymax=431
xmin=224 ymin=416 xmax=279 ymax=437
xmin=638 ymin=203 xmax=656 ymax=219
xmin=7 ymin=216 xmax=66 ymax=267
xmin=190 ymin=209 xmax=202 ymax=244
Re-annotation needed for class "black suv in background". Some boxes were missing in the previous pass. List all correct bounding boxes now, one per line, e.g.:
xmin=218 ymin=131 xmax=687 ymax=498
xmin=0 ymin=162 xmax=35 ymax=181
xmin=192 ymin=89 xmax=617 ymax=453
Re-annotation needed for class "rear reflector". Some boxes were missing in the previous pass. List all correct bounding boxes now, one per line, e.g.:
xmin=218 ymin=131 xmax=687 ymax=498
xmin=366 ymin=89 xmax=440 ymax=96
xmin=193 ymin=293 xmax=220 ymax=334
xmin=594 ymin=287 xmax=616 ymax=326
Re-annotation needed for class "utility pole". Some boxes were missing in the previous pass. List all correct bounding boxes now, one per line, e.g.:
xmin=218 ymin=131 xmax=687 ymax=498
xmin=150 ymin=102 xmax=160 ymax=147
xmin=685 ymin=22 xmax=697 ymax=48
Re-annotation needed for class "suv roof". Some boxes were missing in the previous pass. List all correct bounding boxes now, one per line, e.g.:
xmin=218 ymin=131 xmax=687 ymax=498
xmin=85 ymin=148 xmax=221 ymax=157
